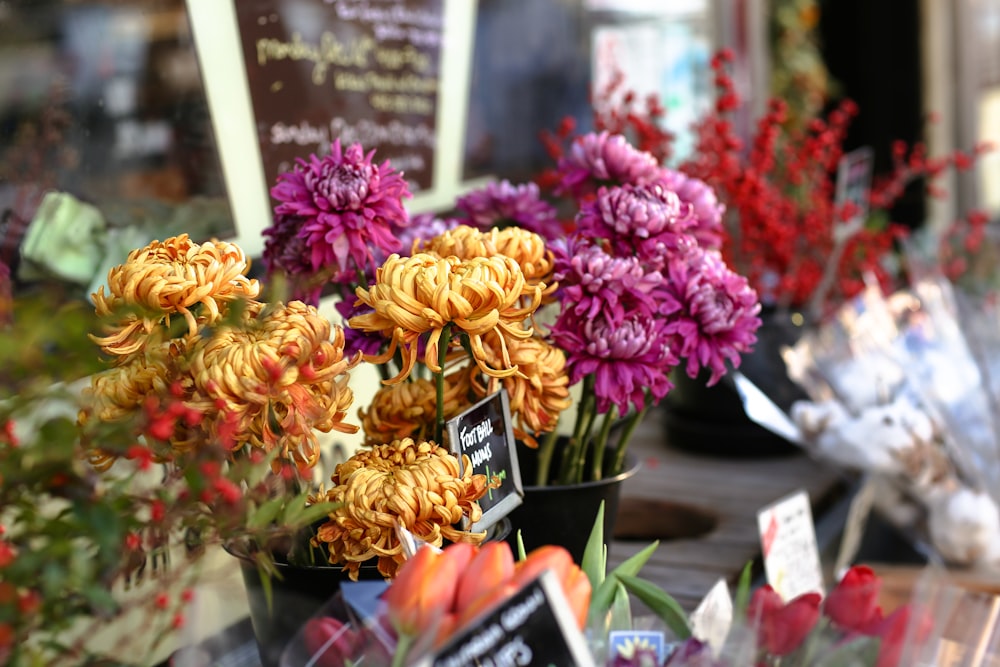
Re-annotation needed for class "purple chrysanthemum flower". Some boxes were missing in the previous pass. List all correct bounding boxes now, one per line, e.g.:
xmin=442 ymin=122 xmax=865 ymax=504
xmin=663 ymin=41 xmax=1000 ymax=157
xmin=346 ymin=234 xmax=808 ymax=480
xmin=551 ymin=309 xmax=676 ymax=416
xmin=334 ymin=299 xmax=385 ymax=358
xmin=553 ymin=236 xmax=669 ymax=322
xmin=576 ymin=184 xmax=696 ymax=265
xmin=455 ymin=180 xmax=561 ymax=240
xmin=261 ymin=213 xmax=326 ymax=305
xmin=663 ymin=247 xmax=762 ymax=385
xmin=554 ymin=131 xmax=662 ymax=199
xmin=270 ymin=139 xmax=412 ymax=277
xmin=396 ymin=212 xmax=461 ymax=256
xmin=655 ymin=168 xmax=726 ymax=251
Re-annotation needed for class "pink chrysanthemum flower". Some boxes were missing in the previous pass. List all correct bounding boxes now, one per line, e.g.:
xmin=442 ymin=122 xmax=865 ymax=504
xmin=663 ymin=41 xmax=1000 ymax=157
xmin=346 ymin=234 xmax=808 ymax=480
xmin=554 ymin=131 xmax=662 ymax=199
xmin=551 ymin=309 xmax=676 ymax=416
xmin=553 ymin=237 xmax=669 ymax=321
xmin=655 ymin=168 xmax=726 ymax=251
xmin=270 ymin=140 xmax=412 ymax=277
xmin=663 ymin=247 xmax=762 ymax=385
xmin=576 ymin=184 xmax=696 ymax=265
xmin=455 ymin=180 xmax=561 ymax=240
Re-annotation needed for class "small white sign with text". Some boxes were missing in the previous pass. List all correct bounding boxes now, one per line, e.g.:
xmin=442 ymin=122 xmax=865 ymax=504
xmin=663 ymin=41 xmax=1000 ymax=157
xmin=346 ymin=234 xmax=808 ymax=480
xmin=757 ymin=489 xmax=825 ymax=601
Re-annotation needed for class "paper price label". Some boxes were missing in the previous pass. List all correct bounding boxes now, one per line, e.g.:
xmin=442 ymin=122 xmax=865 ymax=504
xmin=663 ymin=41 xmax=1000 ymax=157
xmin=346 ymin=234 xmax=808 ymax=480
xmin=757 ymin=489 xmax=825 ymax=601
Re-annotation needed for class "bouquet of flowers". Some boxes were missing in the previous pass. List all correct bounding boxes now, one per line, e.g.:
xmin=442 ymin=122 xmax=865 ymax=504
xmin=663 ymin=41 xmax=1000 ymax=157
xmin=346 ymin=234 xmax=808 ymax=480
xmin=261 ymin=135 xmax=763 ymax=488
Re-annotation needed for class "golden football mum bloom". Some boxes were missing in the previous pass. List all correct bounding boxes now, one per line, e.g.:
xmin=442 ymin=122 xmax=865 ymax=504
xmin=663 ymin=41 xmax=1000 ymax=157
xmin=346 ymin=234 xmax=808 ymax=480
xmin=91 ymin=234 xmax=260 ymax=356
xmin=187 ymin=300 xmax=359 ymax=469
xmin=79 ymin=342 xmax=177 ymax=470
xmin=418 ymin=225 xmax=556 ymax=302
xmin=312 ymin=438 xmax=488 ymax=580
xmin=474 ymin=333 xmax=572 ymax=447
xmin=350 ymin=253 xmax=541 ymax=383
xmin=359 ymin=368 xmax=471 ymax=445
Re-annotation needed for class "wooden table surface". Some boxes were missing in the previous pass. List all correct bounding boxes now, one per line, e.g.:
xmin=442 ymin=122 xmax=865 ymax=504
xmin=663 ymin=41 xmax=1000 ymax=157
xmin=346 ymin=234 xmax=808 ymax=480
xmin=607 ymin=408 xmax=849 ymax=612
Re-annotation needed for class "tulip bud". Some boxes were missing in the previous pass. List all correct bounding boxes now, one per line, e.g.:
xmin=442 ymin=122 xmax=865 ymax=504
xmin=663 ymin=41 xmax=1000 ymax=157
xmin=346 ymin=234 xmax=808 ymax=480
xmin=383 ymin=544 xmax=458 ymax=637
xmin=824 ymin=565 xmax=882 ymax=633
xmin=302 ymin=617 xmax=363 ymax=667
xmin=454 ymin=541 xmax=516 ymax=613
xmin=748 ymin=586 xmax=821 ymax=656
xmin=511 ymin=545 xmax=590 ymax=629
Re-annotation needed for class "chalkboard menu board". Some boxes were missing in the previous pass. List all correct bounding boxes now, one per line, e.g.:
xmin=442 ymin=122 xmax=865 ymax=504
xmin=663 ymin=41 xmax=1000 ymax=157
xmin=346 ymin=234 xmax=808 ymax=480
xmin=234 ymin=0 xmax=443 ymax=193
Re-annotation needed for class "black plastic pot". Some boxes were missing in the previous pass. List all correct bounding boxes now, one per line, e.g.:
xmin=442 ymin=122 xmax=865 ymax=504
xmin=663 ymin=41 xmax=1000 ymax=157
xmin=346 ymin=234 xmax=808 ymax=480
xmin=505 ymin=446 xmax=640 ymax=563
xmin=662 ymin=308 xmax=810 ymax=458
xmin=226 ymin=543 xmax=383 ymax=667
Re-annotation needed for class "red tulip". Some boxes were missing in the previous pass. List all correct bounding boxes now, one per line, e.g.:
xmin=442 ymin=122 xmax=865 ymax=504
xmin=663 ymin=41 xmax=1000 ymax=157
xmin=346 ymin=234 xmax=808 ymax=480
xmin=383 ymin=544 xmax=460 ymax=637
xmin=748 ymin=585 xmax=822 ymax=656
xmin=302 ymin=617 xmax=364 ymax=667
xmin=824 ymin=565 xmax=883 ymax=633
xmin=454 ymin=541 xmax=516 ymax=613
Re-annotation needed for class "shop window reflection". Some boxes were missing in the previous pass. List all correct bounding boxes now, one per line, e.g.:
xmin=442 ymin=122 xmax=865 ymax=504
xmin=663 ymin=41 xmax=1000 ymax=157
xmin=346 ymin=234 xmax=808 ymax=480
xmin=0 ymin=1 xmax=234 ymax=301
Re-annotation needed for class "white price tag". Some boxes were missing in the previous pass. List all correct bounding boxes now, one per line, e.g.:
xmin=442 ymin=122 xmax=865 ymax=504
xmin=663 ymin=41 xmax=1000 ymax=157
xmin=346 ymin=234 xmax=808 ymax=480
xmin=757 ymin=489 xmax=825 ymax=601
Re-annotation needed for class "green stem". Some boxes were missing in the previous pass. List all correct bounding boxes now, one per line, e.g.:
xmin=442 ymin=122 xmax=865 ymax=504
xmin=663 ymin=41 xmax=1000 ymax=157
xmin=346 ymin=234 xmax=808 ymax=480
xmin=571 ymin=381 xmax=598 ymax=484
xmin=560 ymin=375 xmax=595 ymax=484
xmin=591 ymin=406 xmax=617 ymax=481
xmin=391 ymin=633 xmax=415 ymax=667
xmin=535 ymin=426 xmax=560 ymax=487
xmin=434 ymin=325 xmax=453 ymax=445
xmin=611 ymin=404 xmax=648 ymax=476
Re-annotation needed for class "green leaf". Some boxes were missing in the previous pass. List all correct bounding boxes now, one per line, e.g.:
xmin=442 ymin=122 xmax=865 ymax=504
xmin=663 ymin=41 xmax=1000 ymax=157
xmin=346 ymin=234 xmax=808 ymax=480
xmin=609 ymin=581 xmax=632 ymax=632
xmin=516 ymin=530 xmax=526 ymax=561
xmin=247 ymin=496 xmax=287 ymax=531
xmin=591 ymin=540 xmax=659 ymax=616
xmin=616 ymin=573 xmax=691 ymax=639
xmin=284 ymin=499 xmax=339 ymax=530
xmin=733 ymin=560 xmax=754 ymax=620
xmin=581 ymin=501 xmax=606 ymax=592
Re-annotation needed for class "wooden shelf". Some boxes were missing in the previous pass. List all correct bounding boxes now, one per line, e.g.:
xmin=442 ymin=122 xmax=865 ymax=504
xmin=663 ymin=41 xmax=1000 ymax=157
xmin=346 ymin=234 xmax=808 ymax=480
xmin=608 ymin=408 xmax=848 ymax=612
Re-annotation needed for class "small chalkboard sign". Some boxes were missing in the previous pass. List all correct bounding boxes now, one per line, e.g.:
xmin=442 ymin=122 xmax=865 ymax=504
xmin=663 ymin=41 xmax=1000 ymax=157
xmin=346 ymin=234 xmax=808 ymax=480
xmin=446 ymin=389 xmax=523 ymax=533
xmin=420 ymin=570 xmax=596 ymax=667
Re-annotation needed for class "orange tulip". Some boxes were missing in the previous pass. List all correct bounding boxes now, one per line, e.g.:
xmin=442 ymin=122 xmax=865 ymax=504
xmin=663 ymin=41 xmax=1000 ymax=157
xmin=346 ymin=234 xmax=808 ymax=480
xmin=454 ymin=541 xmax=516 ymax=614
xmin=382 ymin=545 xmax=461 ymax=637
xmin=454 ymin=580 xmax=521 ymax=631
xmin=510 ymin=545 xmax=591 ymax=629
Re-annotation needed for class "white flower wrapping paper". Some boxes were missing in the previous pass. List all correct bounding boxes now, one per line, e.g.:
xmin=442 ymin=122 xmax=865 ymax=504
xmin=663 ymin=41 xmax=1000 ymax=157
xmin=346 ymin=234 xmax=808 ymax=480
xmin=743 ymin=278 xmax=1000 ymax=569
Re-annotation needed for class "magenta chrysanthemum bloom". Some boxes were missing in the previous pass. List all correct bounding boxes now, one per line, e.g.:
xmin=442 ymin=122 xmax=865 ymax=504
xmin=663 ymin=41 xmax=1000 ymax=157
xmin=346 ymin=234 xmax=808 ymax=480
xmin=554 ymin=131 xmax=662 ymax=199
xmin=576 ymin=184 xmax=696 ymax=265
xmin=396 ymin=212 xmax=461 ymax=256
xmin=455 ymin=180 xmax=561 ymax=239
xmin=270 ymin=140 xmax=412 ymax=277
xmin=655 ymin=168 xmax=726 ymax=250
xmin=554 ymin=236 xmax=668 ymax=321
xmin=663 ymin=247 xmax=762 ymax=385
xmin=551 ymin=309 xmax=676 ymax=415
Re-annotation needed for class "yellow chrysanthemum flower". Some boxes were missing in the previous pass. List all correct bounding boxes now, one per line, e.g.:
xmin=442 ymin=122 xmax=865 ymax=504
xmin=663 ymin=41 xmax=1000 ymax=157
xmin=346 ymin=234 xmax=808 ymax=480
xmin=91 ymin=234 xmax=260 ymax=356
xmin=474 ymin=333 xmax=572 ymax=446
xmin=187 ymin=300 xmax=359 ymax=469
xmin=350 ymin=253 xmax=540 ymax=383
xmin=359 ymin=369 xmax=471 ymax=445
xmin=312 ymin=438 xmax=488 ymax=580
xmin=418 ymin=225 xmax=557 ymax=302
